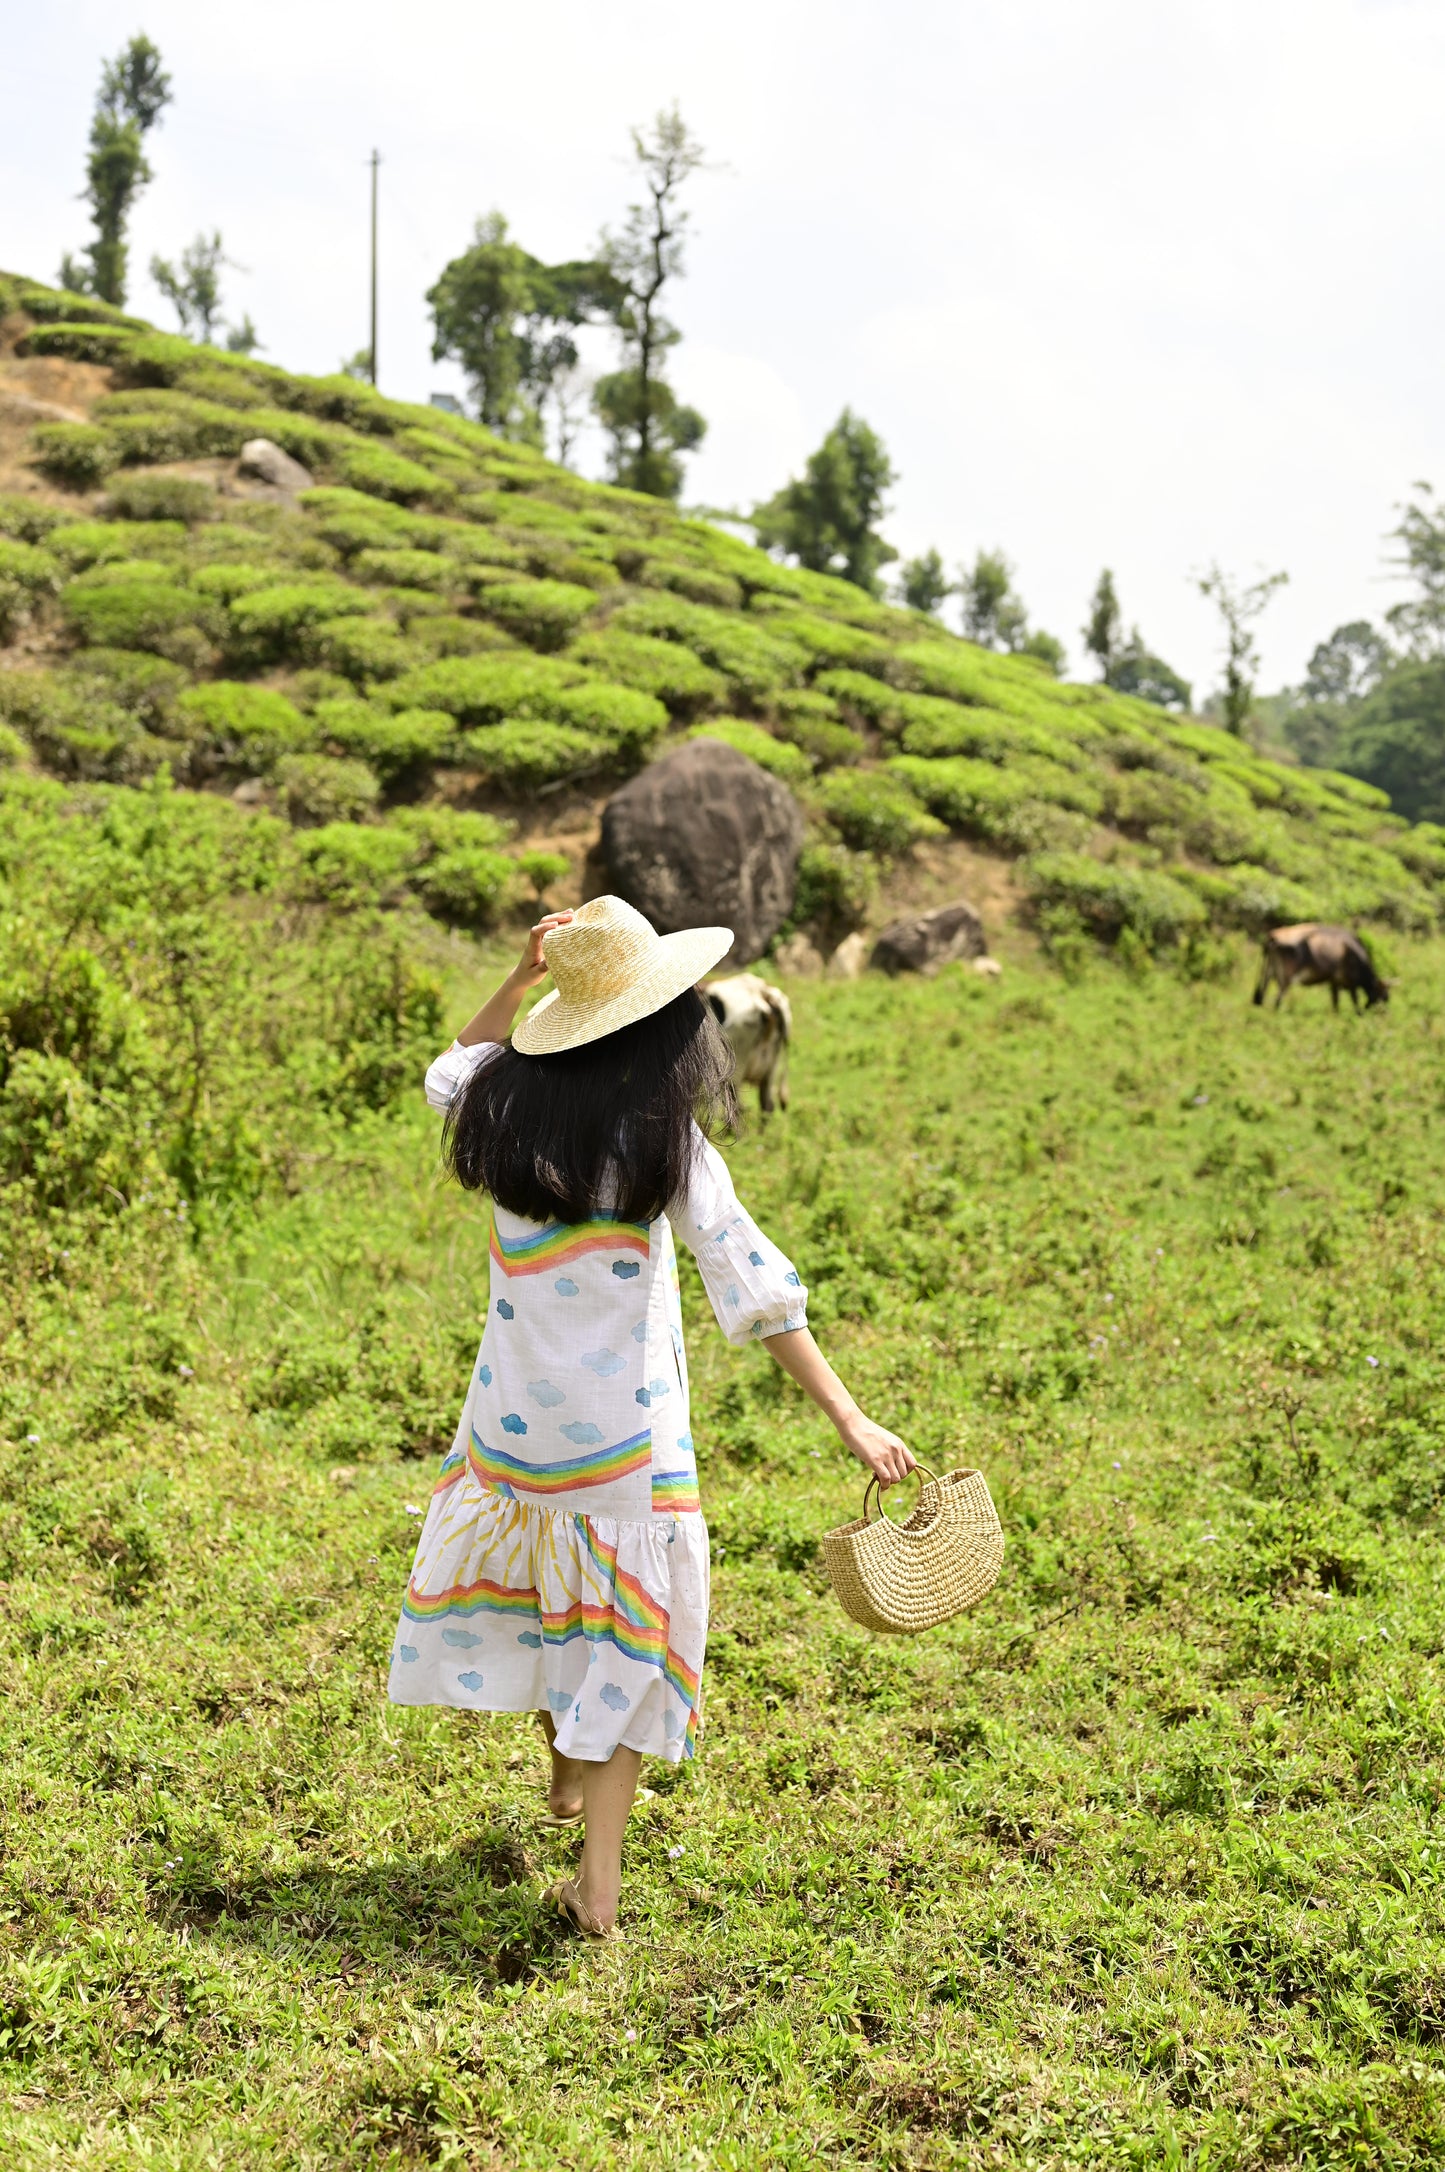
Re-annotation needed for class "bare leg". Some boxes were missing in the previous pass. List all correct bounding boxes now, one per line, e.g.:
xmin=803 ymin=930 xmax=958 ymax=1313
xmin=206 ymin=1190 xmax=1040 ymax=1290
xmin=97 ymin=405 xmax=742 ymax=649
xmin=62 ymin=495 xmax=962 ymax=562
xmin=534 ymin=1709 xmax=585 ymax=1820
xmin=573 ymin=1745 xmax=643 ymax=1930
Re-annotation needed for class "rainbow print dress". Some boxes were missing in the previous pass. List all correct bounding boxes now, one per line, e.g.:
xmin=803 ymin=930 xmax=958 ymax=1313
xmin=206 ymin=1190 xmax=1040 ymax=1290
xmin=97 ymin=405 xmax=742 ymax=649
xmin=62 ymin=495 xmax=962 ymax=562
xmin=388 ymin=1039 xmax=808 ymax=1763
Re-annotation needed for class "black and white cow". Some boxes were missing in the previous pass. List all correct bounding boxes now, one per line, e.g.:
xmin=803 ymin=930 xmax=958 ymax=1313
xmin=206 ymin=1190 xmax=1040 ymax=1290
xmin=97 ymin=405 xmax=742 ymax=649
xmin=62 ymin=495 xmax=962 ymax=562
xmin=704 ymin=973 xmax=792 ymax=1114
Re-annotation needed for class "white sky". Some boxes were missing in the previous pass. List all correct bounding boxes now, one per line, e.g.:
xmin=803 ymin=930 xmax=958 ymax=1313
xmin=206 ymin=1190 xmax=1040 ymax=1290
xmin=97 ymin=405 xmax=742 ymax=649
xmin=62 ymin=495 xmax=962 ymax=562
xmin=6 ymin=0 xmax=1444 ymax=693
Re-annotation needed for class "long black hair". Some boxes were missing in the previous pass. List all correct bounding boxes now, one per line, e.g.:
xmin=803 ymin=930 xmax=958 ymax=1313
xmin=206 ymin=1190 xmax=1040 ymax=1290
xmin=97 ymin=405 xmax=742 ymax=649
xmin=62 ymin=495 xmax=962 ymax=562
xmin=441 ymin=987 xmax=738 ymax=1224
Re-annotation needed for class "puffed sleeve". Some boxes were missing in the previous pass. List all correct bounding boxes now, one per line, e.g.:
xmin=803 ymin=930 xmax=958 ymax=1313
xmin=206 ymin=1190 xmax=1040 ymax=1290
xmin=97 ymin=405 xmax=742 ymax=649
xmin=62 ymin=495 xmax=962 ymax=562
xmin=423 ymin=1039 xmax=500 ymax=1112
xmin=668 ymin=1131 xmax=808 ymax=1346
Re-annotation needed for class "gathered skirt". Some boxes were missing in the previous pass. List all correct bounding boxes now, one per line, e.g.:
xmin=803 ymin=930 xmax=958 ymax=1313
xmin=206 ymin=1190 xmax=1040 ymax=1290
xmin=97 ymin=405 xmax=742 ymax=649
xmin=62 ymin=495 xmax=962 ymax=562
xmin=387 ymin=1445 xmax=710 ymax=1762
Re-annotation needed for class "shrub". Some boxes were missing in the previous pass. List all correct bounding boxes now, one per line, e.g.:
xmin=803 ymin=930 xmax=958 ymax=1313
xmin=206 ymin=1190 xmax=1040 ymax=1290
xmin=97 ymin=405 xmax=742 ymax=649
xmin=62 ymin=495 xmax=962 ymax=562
xmin=171 ymin=683 xmax=317 ymax=774
xmin=336 ymin=441 xmax=447 ymax=504
xmin=407 ymin=613 xmax=512 ymax=659
xmin=61 ymin=578 xmax=219 ymax=663
xmin=104 ymin=474 xmax=217 ymax=524
xmin=770 ymin=691 xmax=865 ymax=768
xmin=639 ymin=558 xmax=743 ymax=609
xmin=461 ymin=721 xmax=606 ymax=793
xmin=29 ymin=422 xmax=118 ymax=488
xmin=890 ymin=754 xmax=1105 ymax=837
xmin=550 ymin=681 xmax=668 ymax=757
xmin=306 ymin=617 xmax=427 ymax=683
xmin=758 ymin=612 xmax=896 ymax=672
xmin=352 ymin=548 xmax=460 ymax=592
xmin=48 ymin=520 xmax=185 ymax=571
xmin=566 ymin=628 xmax=726 ymax=715
xmin=313 ymin=700 xmax=457 ymax=784
xmin=2 ymin=680 xmax=168 ymax=783
xmin=409 ymin=846 xmax=519 ymax=927
xmin=789 ymin=840 xmax=877 ymax=943
xmin=442 ymin=530 xmax=530 ymax=574
xmin=292 ymin=822 xmax=418 ymax=907
xmin=90 ymin=390 xmax=251 ymax=462
xmin=0 ymin=722 xmax=29 ymax=767
xmin=688 ymin=718 xmax=812 ymax=786
xmin=815 ymin=668 xmax=905 ymax=725
xmin=276 ymin=752 xmax=381 ymax=825
xmin=60 ymin=649 xmax=188 ymax=724
xmin=1024 ymin=851 xmax=1207 ymax=950
xmin=385 ymin=654 xmax=585 ymax=725
xmin=477 ymin=579 xmax=600 ymax=650
xmin=0 ymin=495 xmax=78 ymax=544
xmin=227 ymin=581 xmax=373 ymax=664
xmin=515 ymin=848 xmax=571 ymax=902
xmin=816 ymin=770 xmax=945 ymax=854
xmin=608 ymin=593 xmax=808 ymax=702
xmin=0 ymin=540 xmax=59 ymax=625
xmin=190 ymin=563 xmax=287 ymax=603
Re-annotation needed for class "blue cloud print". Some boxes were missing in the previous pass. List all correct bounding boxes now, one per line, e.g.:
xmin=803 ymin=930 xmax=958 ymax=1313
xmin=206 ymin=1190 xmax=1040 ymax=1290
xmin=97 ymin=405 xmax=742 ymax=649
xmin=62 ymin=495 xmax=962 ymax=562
xmin=527 ymin=1379 xmax=566 ymax=1407
xmin=516 ymin=1631 xmax=542 ymax=1649
xmin=442 ymin=1629 xmax=482 ymax=1648
xmin=395 ymin=1644 xmax=418 ymax=1664
xmin=749 ymin=1250 xmax=765 ymax=1266
xmin=635 ymin=1377 xmax=671 ymax=1407
xmin=477 ymin=1361 xmax=492 ymax=1385
xmin=599 ymin=1682 xmax=632 ymax=1712
xmin=631 ymin=1319 xmax=648 ymax=1343
xmin=611 ymin=1260 xmax=641 ymax=1279
xmin=554 ymin=1276 xmax=579 ymax=1296
xmin=500 ymin=1412 xmax=528 ymax=1435
xmin=581 ymin=1347 xmax=626 ymax=1377
xmin=785 ymin=1270 xmax=802 ymax=1287
xmin=495 ymin=1298 xmax=514 ymax=1320
xmin=456 ymin=1670 xmax=483 ymax=1691
xmin=560 ymin=1421 xmax=603 ymax=1445
xmin=547 ymin=1687 xmax=572 ymax=1712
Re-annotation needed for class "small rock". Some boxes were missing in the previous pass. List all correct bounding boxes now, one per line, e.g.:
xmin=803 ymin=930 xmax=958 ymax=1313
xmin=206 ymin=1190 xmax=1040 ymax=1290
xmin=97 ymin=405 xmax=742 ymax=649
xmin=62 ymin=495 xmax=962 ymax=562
xmin=328 ymin=1464 xmax=358 ymax=1488
xmin=970 ymin=955 xmax=1003 ymax=979
xmin=231 ymin=777 xmax=266 ymax=806
xmin=773 ymin=932 xmax=824 ymax=978
xmin=871 ymin=900 xmax=987 ymax=977
xmin=238 ymin=437 xmax=314 ymax=493
xmin=826 ymin=931 xmax=869 ymax=980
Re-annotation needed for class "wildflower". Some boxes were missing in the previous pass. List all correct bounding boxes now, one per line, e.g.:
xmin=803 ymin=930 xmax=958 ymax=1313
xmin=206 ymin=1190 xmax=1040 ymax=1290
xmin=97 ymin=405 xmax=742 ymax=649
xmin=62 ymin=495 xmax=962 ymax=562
xmin=1112 ymin=1461 xmax=1122 ymax=1470
xmin=178 ymin=1364 xmax=194 ymax=1379
xmin=1366 ymin=1356 xmax=1380 ymax=1368
xmin=26 ymin=1433 xmax=39 ymax=1443
xmin=1192 ymin=1093 xmax=1209 ymax=1106
xmin=404 ymin=1503 xmax=423 ymax=1517
xmin=1104 ymin=1293 xmax=1114 ymax=1304
xmin=667 ymin=1844 xmax=684 ymax=1859
xmin=624 ymin=2028 xmax=637 ymax=2042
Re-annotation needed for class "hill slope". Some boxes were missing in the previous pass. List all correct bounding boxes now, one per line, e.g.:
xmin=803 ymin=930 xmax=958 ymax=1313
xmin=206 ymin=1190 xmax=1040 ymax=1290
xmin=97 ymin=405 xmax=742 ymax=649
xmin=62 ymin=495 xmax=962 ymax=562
xmin=2 ymin=269 xmax=1441 ymax=954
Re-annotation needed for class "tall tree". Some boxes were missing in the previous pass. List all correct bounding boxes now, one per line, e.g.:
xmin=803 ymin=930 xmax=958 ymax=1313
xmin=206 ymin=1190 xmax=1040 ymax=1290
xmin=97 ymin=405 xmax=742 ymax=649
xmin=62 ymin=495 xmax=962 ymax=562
xmin=60 ymin=36 xmax=172 ymax=306
xmin=899 ymin=548 xmax=951 ymax=616
xmin=150 ymin=232 xmax=229 ymax=343
xmin=427 ymin=214 xmax=613 ymax=447
xmin=754 ymin=411 xmax=897 ymax=594
xmin=1082 ymin=568 xmax=1123 ymax=681
xmin=592 ymin=108 xmax=708 ymax=499
xmin=1083 ymin=567 xmax=1190 ymax=708
xmin=1196 ymin=563 xmax=1289 ymax=736
xmin=960 ymin=550 xmax=1029 ymax=650
xmin=1384 ymin=483 xmax=1445 ymax=660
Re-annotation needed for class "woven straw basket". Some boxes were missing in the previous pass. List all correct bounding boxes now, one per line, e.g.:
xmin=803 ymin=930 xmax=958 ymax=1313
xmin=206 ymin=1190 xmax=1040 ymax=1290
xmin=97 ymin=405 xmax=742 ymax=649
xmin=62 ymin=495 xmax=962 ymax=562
xmin=822 ymin=1466 xmax=1004 ymax=1634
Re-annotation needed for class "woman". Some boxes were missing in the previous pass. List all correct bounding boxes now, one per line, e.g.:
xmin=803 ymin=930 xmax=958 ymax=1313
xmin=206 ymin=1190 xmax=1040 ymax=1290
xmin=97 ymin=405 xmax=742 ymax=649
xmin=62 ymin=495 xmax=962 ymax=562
xmin=389 ymin=895 xmax=914 ymax=1937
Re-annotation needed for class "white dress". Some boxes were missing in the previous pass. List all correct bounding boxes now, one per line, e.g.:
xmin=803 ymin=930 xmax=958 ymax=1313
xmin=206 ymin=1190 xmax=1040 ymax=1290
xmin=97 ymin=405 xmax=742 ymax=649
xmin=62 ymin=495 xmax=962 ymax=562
xmin=387 ymin=1039 xmax=808 ymax=1763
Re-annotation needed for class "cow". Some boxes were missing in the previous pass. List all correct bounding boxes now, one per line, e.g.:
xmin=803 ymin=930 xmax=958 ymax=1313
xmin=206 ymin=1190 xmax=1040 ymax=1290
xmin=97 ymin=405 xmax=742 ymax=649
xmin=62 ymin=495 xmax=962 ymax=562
xmin=704 ymin=973 xmax=792 ymax=1114
xmin=1252 ymin=923 xmax=1389 ymax=1012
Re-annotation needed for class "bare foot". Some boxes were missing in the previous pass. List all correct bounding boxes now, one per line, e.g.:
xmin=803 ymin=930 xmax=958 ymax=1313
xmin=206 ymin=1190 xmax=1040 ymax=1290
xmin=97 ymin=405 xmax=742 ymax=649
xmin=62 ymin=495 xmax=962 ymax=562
xmin=548 ymin=1749 xmax=586 ymax=1822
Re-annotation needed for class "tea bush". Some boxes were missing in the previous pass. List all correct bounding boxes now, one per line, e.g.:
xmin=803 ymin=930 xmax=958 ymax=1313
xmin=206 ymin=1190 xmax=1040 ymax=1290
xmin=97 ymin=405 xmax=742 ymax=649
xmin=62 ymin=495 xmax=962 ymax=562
xmin=476 ymin=578 xmax=600 ymax=649
xmin=171 ymin=683 xmax=317 ymax=774
xmin=276 ymin=752 xmax=380 ymax=825
xmin=60 ymin=576 xmax=219 ymax=662
xmin=462 ymin=719 xmax=607 ymax=793
xmin=29 ymin=420 xmax=117 ymax=486
xmin=306 ymin=615 xmax=427 ymax=683
xmin=566 ymin=627 xmax=727 ymax=714
xmin=689 ymin=716 xmax=813 ymax=786
xmin=312 ymin=700 xmax=457 ymax=785
xmin=816 ymin=768 xmax=947 ymax=854
xmin=104 ymin=474 xmax=217 ymax=524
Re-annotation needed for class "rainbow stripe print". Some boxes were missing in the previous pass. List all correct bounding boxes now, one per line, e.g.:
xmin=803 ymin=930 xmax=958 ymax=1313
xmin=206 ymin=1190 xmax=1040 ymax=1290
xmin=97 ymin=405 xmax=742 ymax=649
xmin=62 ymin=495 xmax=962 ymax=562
xmin=400 ymin=1572 xmax=540 ymax=1626
xmin=651 ymin=1464 xmax=700 ymax=1514
xmin=468 ymin=1425 xmax=651 ymax=1500
xmin=428 ymin=1448 xmax=467 ymax=1502
xmin=490 ymin=1213 xmax=650 ymax=1279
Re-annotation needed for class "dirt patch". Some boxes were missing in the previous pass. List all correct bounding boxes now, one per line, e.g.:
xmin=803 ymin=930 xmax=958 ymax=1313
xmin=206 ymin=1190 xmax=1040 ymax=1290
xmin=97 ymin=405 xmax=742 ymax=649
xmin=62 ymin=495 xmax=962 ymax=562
xmin=0 ymin=343 xmax=113 ymax=505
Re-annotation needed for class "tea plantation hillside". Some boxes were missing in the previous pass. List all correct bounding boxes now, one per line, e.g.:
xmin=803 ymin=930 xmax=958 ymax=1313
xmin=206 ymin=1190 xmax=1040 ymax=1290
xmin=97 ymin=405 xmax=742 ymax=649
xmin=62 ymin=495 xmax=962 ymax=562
xmin=3 ymin=269 xmax=1444 ymax=956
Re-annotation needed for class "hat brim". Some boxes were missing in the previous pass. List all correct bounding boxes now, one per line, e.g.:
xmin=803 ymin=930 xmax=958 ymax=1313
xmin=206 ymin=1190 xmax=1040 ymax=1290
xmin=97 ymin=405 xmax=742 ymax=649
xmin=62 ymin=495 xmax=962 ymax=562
xmin=512 ymin=924 xmax=735 ymax=1055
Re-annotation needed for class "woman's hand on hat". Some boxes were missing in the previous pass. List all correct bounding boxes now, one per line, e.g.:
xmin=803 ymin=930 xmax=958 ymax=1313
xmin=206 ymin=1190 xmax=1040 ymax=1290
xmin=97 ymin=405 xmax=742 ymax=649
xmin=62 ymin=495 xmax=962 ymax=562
xmin=516 ymin=911 xmax=574 ymax=987
xmin=839 ymin=1413 xmax=917 ymax=1487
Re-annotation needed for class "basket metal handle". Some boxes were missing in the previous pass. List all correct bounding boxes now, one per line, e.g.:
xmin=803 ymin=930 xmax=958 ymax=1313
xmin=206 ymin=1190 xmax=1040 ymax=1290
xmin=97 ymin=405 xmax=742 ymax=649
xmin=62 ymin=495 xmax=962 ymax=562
xmin=862 ymin=1462 xmax=938 ymax=1523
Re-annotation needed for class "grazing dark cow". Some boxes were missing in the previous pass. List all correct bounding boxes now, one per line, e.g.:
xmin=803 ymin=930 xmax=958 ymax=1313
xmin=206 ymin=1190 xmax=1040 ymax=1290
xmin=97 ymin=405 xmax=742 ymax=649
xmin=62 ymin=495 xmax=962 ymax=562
xmin=1253 ymin=923 xmax=1389 ymax=1012
xmin=704 ymin=973 xmax=792 ymax=1113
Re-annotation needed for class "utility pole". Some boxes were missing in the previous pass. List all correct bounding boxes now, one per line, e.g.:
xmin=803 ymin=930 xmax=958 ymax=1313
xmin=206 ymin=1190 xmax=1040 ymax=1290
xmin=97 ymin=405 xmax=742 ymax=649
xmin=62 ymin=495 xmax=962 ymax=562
xmin=368 ymin=148 xmax=380 ymax=387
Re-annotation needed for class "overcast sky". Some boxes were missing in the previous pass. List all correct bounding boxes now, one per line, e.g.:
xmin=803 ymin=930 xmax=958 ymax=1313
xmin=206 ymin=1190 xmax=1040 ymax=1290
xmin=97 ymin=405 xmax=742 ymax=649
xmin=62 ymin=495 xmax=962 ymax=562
xmin=6 ymin=0 xmax=1443 ymax=693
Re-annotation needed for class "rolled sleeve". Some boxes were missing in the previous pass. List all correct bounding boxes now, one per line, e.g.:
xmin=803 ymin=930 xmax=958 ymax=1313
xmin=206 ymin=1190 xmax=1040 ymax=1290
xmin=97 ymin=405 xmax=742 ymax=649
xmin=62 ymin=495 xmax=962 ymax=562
xmin=423 ymin=1038 xmax=500 ymax=1112
xmin=669 ymin=1133 xmax=808 ymax=1347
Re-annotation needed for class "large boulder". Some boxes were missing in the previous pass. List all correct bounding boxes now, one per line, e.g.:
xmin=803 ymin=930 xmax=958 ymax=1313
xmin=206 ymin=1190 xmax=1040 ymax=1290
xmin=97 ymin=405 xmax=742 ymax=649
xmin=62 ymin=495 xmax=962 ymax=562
xmin=238 ymin=437 xmax=314 ymax=494
xmin=601 ymin=741 xmax=804 ymax=964
xmin=871 ymin=899 xmax=987 ymax=976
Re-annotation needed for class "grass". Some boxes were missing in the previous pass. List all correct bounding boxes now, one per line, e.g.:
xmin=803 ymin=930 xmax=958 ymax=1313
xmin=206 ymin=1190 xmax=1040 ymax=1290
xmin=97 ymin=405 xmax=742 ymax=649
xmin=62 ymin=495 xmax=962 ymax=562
xmin=7 ymin=922 xmax=1445 ymax=2168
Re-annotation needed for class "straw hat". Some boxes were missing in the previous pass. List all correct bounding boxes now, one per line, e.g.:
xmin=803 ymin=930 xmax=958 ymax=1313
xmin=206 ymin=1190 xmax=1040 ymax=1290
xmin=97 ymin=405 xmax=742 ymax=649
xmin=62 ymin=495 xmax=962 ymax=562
xmin=512 ymin=895 xmax=733 ymax=1056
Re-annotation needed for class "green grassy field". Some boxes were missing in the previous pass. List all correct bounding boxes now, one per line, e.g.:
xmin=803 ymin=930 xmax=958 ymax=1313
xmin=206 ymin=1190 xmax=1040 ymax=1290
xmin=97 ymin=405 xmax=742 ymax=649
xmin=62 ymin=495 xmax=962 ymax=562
xmin=7 ymin=890 xmax=1445 ymax=2168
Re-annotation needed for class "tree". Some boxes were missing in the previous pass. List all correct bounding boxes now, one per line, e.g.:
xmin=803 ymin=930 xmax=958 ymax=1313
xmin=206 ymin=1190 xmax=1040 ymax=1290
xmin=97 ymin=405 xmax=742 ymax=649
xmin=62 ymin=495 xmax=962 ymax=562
xmin=1020 ymin=630 xmax=1067 ymax=677
xmin=151 ymin=231 xmax=232 ymax=343
xmin=1195 ymin=563 xmax=1288 ymax=736
xmin=899 ymin=549 xmax=951 ymax=616
xmin=592 ymin=108 xmax=708 ymax=499
xmin=1302 ymin=621 xmax=1392 ymax=707
xmin=1082 ymin=568 xmax=1123 ymax=681
xmin=754 ymin=411 xmax=897 ymax=594
xmin=959 ymin=550 xmax=1029 ymax=650
xmin=60 ymin=36 xmax=172 ymax=306
xmin=427 ymin=214 xmax=613 ymax=446
xmin=1339 ymin=660 xmax=1445 ymax=821
xmin=225 ymin=315 xmax=262 ymax=356
xmin=1384 ymin=483 xmax=1445 ymax=660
